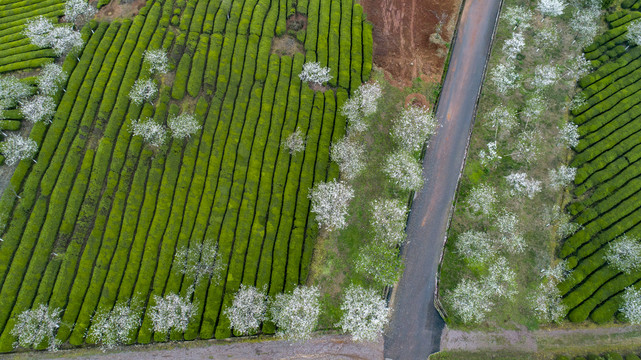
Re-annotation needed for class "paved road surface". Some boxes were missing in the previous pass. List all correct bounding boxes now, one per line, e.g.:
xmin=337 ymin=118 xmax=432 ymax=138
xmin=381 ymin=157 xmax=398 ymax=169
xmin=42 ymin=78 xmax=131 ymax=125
xmin=383 ymin=0 xmax=503 ymax=359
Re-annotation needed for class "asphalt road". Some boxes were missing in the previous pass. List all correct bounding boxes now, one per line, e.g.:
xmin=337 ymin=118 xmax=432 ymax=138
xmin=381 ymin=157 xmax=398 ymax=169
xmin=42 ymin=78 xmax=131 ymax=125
xmin=383 ymin=0 xmax=503 ymax=359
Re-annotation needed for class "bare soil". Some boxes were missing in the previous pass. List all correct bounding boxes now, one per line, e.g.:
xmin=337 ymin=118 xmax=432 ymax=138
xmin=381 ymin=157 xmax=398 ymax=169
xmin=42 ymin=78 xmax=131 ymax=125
xmin=95 ymin=0 xmax=147 ymax=21
xmin=404 ymin=93 xmax=430 ymax=108
xmin=360 ymin=0 xmax=462 ymax=87
xmin=271 ymin=35 xmax=305 ymax=57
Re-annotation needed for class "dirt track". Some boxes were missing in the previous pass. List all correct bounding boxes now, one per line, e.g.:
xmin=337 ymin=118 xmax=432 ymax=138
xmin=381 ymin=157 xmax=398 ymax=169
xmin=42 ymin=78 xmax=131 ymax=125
xmin=382 ymin=0 xmax=503 ymax=359
xmin=360 ymin=0 xmax=461 ymax=86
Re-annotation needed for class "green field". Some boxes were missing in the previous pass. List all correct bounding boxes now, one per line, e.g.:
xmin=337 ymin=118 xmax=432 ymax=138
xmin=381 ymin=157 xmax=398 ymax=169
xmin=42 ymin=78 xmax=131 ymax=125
xmin=0 ymin=0 xmax=372 ymax=351
xmin=560 ymin=4 xmax=641 ymax=324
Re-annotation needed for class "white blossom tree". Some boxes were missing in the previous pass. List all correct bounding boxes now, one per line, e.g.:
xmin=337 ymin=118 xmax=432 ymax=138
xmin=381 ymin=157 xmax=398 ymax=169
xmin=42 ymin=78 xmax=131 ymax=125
xmin=298 ymin=62 xmax=332 ymax=85
xmin=337 ymin=285 xmax=390 ymax=342
xmin=466 ymin=183 xmax=497 ymax=216
xmin=627 ymin=19 xmax=641 ymax=46
xmin=559 ymin=122 xmax=580 ymax=148
xmin=47 ymin=26 xmax=84 ymax=56
xmin=129 ymin=118 xmax=167 ymax=147
xmin=129 ymin=78 xmax=157 ymax=105
xmin=143 ymin=49 xmax=170 ymax=74
xmin=383 ymin=151 xmax=424 ymax=192
xmin=1 ymin=134 xmax=38 ymax=166
xmin=512 ymin=130 xmax=541 ymax=163
xmin=532 ymin=65 xmax=558 ymax=88
xmin=64 ymin=0 xmax=96 ymax=24
xmin=0 ymin=76 xmax=31 ymax=110
xmin=447 ymin=278 xmax=493 ymax=324
xmin=270 ymin=286 xmax=320 ymax=341
xmin=491 ymin=62 xmax=519 ymax=94
xmin=479 ymin=141 xmax=502 ymax=168
xmin=534 ymin=26 xmax=558 ymax=49
xmin=604 ymin=235 xmax=641 ymax=274
xmin=522 ymin=96 xmax=545 ymax=125
xmin=174 ymin=241 xmax=225 ymax=283
xmin=391 ymin=105 xmax=438 ymax=152
xmin=532 ymin=280 xmax=566 ymax=323
xmin=538 ymin=0 xmax=566 ymax=16
xmin=167 ymin=113 xmax=201 ymax=139
xmin=485 ymin=106 xmax=517 ymax=138
xmin=548 ymin=165 xmax=576 ymax=189
xmin=20 ymin=95 xmax=56 ymax=124
xmin=38 ymin=63 xmax=67 ymax=95
xmin=569 ymin=6 xmax=601 ymax=47
xmin=540 ymin=260 xmax=571 ymax=283
xmin=505 ymin=172 xmax=542 ymax=199
xmin=88 ymin=303 xmax=141 ymax=350
xmin=455 ymin=231 xmax=494 ymax=264
xmin=331 ymin=137 xmax=365 ymax=180
xmin=484 ymin=257 xmax=517 ymax=300
xmin=308 ymin=179 xmax=354 ymax=230
xmin=620 ymin=287 xmax=641 ymax=324
xmin=149 ymin=292 xmax=196 ymax=336
xmin=569 ymin=91 xmax=587 ymax=112
xmin=10 ymin=304 xmax=62 ymax=351
xmin=355 ymin=243 xmax=403 ymax=286
xmin=24 ymin=16 xmax=55 ymax=48
xmin=341 ymin=81 xmax=383 ymax=133
xmin=502 ymin=5 xmax=533 ymax=30
xmin=496 ymin=212 xmax=526 ymax=254
xmin=282 ymin=128 xmax=306 ymax=155
xmin=502 ymin=31 xmax=525 ymax=60
xmin=370 ymin=198 xmax=408 ymax=246
xmin=224 ymin=284 xmax=268 ymax=335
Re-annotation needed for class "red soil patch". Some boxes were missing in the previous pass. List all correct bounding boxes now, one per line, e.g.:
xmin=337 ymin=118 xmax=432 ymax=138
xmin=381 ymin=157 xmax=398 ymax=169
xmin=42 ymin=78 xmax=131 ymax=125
xmin=404 ymin=93 xmax=430 ymax=109
xmin=94 ymin=0 xmax=147 ymax=21
xmin=360 ymin=0 xmax=463 ymax=87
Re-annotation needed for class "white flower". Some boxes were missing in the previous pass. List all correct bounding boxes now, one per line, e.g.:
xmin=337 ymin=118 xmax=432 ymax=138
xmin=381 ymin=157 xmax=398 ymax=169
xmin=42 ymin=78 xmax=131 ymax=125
xmin=355 ymin=243 xmax=403 ymax=286
xmin=331 ymin=136 xmax=365 ymax=180
xmin=627 ymin=19 xmax=641 ymax=46
xmin=341 ymin=82 xmax=383 ymax=133
xmin=38 ymin=63 xmax=67 ymax=95
xmin=505 ymin=172 xmax=542 ymax=199
xmin=512 ymin=130 xmax=541 ymax=163
xmin=143 ymin=49 xmax=170 ymax=74
xmin=496 ymin=212 xmax=526 ymax=253
xmin=282 ymin=128 xmax=306 ymax=155
xmin=370 ymin=198 xmax=408 ymax=246
xmin=569 ymin=6 xmax=601 ymax=46
xmin=479 ymin=141 xmax=501 ymax=167
xmin=224 ymin=285 xmax=268 ymax=335
xmin=149 ymin=292 xmax=196 ymax=335
xmin=129 ymin=78 xmax=157 ymax=105
xmin=532 ymin=280 xmax=566 ymax=323
xmin=298 ymin=62 xmax=332 ymax=85
xmin=620 ymin=287 xmax=641 ymax=324
xmin=383 ymin=151 xmax=424 ymax=191
xmin=447 ymin=279 xmax=493 ymax=324
xmin=392 ymin=105 xmax=438 ymax=152
xmin=88 ymin=303 xmax=141 ymax=350
xmin=502 ymin=6 xmax=533 ymax=30
xmin=10 ymin=304 xmax=62 ymax=351
xmin=270 ymin=286 xmax=320 ymax=341
xmin=455 ymin=231 xmax=494 ymax=264
xmin=534 ymin=26 xmax=558 ymax=49
xmin=532 ymin=65 xmax=558 ymax=88
xmin=503 ymin=32 xmax=525 ymax=60
xmin=47 ymin=26 xmax=84 ymax=56
xmin=20 ymin=95 xmax=56 ymax=124
xmin=485 ymin=106 xmax=517 ymax=136
xmin=64 ymin=0 xmax=96 ymax=23
xmin=548 ymin=165 xmax=576 ymax=189
xmin=308 ymin=180 xmax=354 ymax=230
xmin=466 ymin=183 xmax=497 ymax=216
xmin=491 ymin=62 xmax=519 ymax=94
xmin=337 ymin=285 xmax=390 ymax=342
xmin=541 ymin=260 xmax=571 ymax=284
xmin=167 ymin=113 xmax=201 ymax=139
xmin=129 ymin=118 xmax=167 ymax=147
xmin=0 ymin=76 xmax=31 ymax=110
xmin=1 ymin=134 xmax=38 ymax=166
xmin=174 ymin=241 xmax=225 ymax=283
xmin=538 ymin=0 xmax=566 ymax=16
xmin=604 ymin=235 xmax=641 ymax=274
xmin=484 ymin=257 xmax=517 ymax=300
xmin=24 ymin=16 xmax=55 ymax=48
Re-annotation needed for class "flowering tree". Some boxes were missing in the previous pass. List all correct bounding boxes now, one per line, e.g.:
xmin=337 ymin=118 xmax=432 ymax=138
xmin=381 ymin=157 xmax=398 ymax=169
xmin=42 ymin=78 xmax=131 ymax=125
xmin=569 ymin=6 xmax=601 ymax=47
xmin=0 ymin=76 xmax=31 ymax=110
xmin=270 ymin=286 xmax=320 ymax=341
xmin=485 ymin=106 xmax=517 ymax=138
xmin=355 ymin=243 xmax=403 ymax=286
xmin=604 ymin=236 xmax=641 ymax=274
xmin=532 ymin=65 xmax=558 ymax=88
xmin=392 ymin=105 xmax=438 ymax=152
xmin=24 ymin=16 xmax=55 ymax=48
xmin=308 ymin=180 xmax=354 ymax=230
xmin=455 ymin=231 xmax=494 ymax=264
xmin=505 ymin=172 xmax=542 ymax=199
xmin=559 ymin=122 xmax=580 ymax=149
xmin=466 ymin=183 xmax=497 ymax=216
xmin=541 ymin=260 xmax=571 ymax=283
xmin=370 ymin=198 xmax=408 ymax=246
xmin=282 ymin=128 xmax=306 ymax=155
xmin=337 ymin=285 xmax=390 ymax=342
xmin=129 ymin=118 xmax=167 ymax=147
xmin=627 ymin=19 xmax=641 ymax=45
xmin=64 ymin=0 xmax=96 ymax=24
xmin=447 ymin=278 xmax=493 ymax=324
xmin=20 ymin=95 xmax=56 ymax=124
xmin=38 ymin=63 xmax=67 ymax=95
xmin=548 ymin=165 xmax=576 ymax=189
xmin=330 ymin=137 xmax=365 ymax=180
xmin=341 ymin=82 xmax=383 ymax=133
xmin=167 ymin=113 xmax=201 ymax=139
xmin=566 ymin=56 xmax=592 ymax=84
xmin=537 ymin=0 xmax=566 ymax=16
xmin=149 ymin=292 xmax=196 ymax=335
xmin=129 ymin=78 xmax=157 ymax=105
xmin=484 ymin=257 xmax=517 ymax=300
xmin=479 ymin=141 xmax=502 ymax=168
xmin=502 ymin=32 xmax=525 ymax=60
xmin=143 ymin=49 xmax=170 ymax=74
xmin=224 ymin=284 xmax=268 ymax=335
xmin=522 ymin=96 xmax=545 ymax=125
xmin=10 ymin=304 xmax=62 ymax=351
xmin=532 ymin=280 xmax=566 ymax=323
xmin=496 ymin=212 xmax=526 ymax=253
xmin=298 ymin=62 xmax=332 ymax=85
xmin=620 ymin=287 xmax=641 ymax=324
xmin=88 ymin=303 xmax=141 ymax=350
xmin=502 ymin=5 xmax=533 ymax=30
xmin=534 ymin=26 xmax=558 ymax=49
xmin=491 ymin=62 xmax=519 ymax=94
xmin=383 ymin=151 xmax=424 ymax=192
xmin=1 ymin=134 xmax=38 ymax=166
xmin=174 ymin=241 xmax=225 ymax=283
xmin=47 ymin=26 xmax=84 ymax=56
xmin=512 ymin=130 xmax=541 ymax=163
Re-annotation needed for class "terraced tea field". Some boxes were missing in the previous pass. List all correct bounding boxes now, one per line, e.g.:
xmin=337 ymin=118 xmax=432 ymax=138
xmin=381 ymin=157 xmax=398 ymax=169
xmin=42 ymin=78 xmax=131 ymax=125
xmin=560 ymin=3 xmax=641 ymax=324
xmin=0 ymin=0 xmax=372 ymax=350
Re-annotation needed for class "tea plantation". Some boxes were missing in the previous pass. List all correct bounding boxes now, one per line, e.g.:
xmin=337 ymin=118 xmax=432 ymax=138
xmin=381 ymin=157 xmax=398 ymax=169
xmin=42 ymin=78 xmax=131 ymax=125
xmin=560 ymin=3 xmax=641 ymax=324
xmin=0 ymin=0 xmax=372 ymax=350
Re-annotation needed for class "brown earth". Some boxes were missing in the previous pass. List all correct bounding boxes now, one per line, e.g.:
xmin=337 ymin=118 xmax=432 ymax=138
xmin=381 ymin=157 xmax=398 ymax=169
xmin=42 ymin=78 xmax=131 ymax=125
xmin=94 ymin=0 xmax=147 ymax=21
xmin=360 ymin=0 xmax=462 ymax=87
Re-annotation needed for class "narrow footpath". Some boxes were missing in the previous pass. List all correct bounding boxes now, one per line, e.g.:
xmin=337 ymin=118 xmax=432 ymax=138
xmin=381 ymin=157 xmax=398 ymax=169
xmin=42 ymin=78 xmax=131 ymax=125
xmin=383 ymin=0 xmax=503 ymax=359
